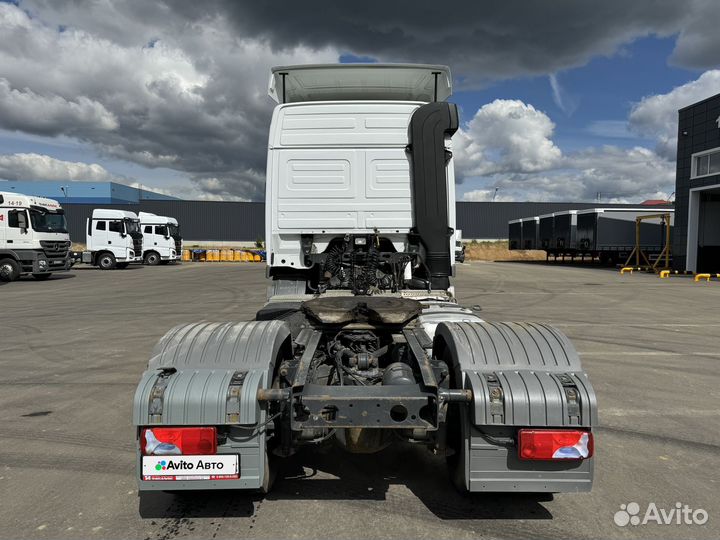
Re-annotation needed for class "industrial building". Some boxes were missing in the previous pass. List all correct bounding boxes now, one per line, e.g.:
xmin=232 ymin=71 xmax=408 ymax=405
xmin=0 ymin=181 xmax=177 ymax=204
xmin=673 ymin=92 xmax=720 ymax=273
xmin=59 ymin=200 xmax=662 ymax=244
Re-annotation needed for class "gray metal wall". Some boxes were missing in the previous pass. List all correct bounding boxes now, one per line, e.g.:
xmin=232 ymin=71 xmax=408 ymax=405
xmin=673 ymin=92 xmax=720 ymax=271
xmin=64 ymin=201 xmax=265 ymax=244
xmin=63 ymin=200 xmax=671 ymax=244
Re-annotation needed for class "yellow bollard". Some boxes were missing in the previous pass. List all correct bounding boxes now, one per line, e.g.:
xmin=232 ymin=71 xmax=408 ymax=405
xmin=659 ymin=270 xmax=670 ymax=279
xmin=233 ymin=250 xmax=242 ymax=262
xmin=694 ymin=273 xmax=711 ymax=282
xmin=620 ymin=267 xmax=633 ymax=275
xmin=182 ymin=249 xmax=191 ymax=262
xmin=253 ymin=253 xmax=261 ymax=262
xmin=242 ymin=251 xmax=252 ymax=262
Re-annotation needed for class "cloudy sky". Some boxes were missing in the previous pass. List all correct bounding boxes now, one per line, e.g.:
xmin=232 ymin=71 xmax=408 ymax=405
xmin=1 ymin=0 xmax=719 ymax=202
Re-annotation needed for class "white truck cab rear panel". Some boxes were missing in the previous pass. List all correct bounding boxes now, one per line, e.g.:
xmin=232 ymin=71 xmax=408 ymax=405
xmin=266 ymin=101 xmax=456 ymax=268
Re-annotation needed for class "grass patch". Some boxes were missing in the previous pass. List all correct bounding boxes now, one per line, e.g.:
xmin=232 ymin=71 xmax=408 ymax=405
xmin=464 ymin=240 xmax=546 ymax=262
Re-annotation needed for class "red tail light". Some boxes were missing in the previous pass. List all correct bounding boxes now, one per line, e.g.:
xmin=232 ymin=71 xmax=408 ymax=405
xmin=518 ymin=429 xmax=593 ymax=461
xmin=141 ymin=427 xmax=217 ymax=456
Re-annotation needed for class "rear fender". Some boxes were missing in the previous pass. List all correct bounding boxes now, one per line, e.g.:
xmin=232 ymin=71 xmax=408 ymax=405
xmin=434 ymin=321 xmax=597 ymax=492
xmin=133 ymin=320 xmax=291 ymax=491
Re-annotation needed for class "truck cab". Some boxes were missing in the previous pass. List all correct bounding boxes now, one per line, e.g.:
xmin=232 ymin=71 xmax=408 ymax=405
xmin=265 ymin=64 xmax=457 ymax=295
xmin=138 ymin=212 xmax=182 ymax=265
xmin=83 ymin=209 xmax=143 ymax=269
xmin=0 ymin=191 xmax=72 ymax=281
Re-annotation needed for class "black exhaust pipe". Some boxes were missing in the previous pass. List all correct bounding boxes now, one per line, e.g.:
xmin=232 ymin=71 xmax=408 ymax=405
xmin=407 ymin=102 xmax=459 ymax=289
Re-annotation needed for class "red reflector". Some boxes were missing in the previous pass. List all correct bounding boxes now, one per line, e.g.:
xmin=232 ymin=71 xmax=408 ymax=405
xmin=141 ymin=427 xmax=217 ymax=456
xmin=518 ymin=429 xmax=593 ymax=460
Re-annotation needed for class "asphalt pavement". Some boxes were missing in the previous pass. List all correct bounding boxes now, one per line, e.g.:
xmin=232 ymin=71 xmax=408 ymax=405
xmin=1 ymin=261 xmax=718 ymax=539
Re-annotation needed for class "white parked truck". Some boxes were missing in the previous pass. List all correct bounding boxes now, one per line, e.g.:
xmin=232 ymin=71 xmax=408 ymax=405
xmin=138 ymin=212 xmax=182 ymax=265
xmin=82 ymin=208 xmax=143 ymax=269
xmin=133 ymin=64 xmax=597 ymax=496
xmin=0 ymin=191 xmax=72 ymax=281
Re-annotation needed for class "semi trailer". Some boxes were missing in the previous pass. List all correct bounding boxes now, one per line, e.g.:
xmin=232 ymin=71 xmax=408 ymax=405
xmin=0 ymin=191 xmax=72 ymax=281
xmin=133 ymin=64 xmax=597 ymax=495
xmin=576 ymin=208 xmax=674 ymax=264
xmin=138 ymin=212 xmax=182 ymax=265
xmin=511 ymin=208 xmax=674 ymax=264
xmin=81 ymin=209 xmax=143 ymax=269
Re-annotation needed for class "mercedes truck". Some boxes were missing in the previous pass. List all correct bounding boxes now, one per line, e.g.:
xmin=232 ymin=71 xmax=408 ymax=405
xmin=133 ymin=64 xmax=597 ymax=496
xmin=0 ymin=191 xmax=72 ymax=281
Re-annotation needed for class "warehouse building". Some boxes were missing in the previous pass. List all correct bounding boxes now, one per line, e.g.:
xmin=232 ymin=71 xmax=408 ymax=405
xmin=0 ymin=181 xmax=176 ymax=204
xmin=60 ymin=200 xmax=664 ymax=245
xmin=674 ymin=92 xmax=720 ymax=273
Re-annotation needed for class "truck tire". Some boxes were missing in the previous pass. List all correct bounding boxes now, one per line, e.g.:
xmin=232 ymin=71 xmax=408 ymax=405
xmin=116 ymin=262 xmax=129 ymax=269
xmin=97 ymin=252 xmax=117 ymax=270
xmin=32 ymin=273 xmax=52 ymax=281
xmin=144 ymin=251 xmax=160 ymax=266
xmin=0 ymin=258 xmax=21 ymax=282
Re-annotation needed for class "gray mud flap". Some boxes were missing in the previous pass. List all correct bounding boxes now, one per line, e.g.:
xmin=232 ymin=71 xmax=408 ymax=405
xmin=435 ymin=321 xmax=597 ymax=493
xmin=133 ymin=321 xmax=291 ymax=491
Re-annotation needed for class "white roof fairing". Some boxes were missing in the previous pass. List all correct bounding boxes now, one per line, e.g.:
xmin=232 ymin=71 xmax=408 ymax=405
xmin=92 ymin=208 xmax=139 ymax=220
xmin=0 ymin=191 xmax=62 ymax=211
xmin=268 ymin=64 xmax=452 ymax=104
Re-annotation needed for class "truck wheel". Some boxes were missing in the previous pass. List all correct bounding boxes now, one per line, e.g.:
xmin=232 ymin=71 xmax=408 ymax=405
xmin=97 ymin=252 xmax=117 ymax=270
xmin=259 ymin=452 xmax=276 ymax=494
xmin=32 ymin=273 xmax=52 ymax=281
xmin=116 ymin=262 xmax=129 ymax=269
xmin=144 ymin=251 xmax=160 ymax=266
xmin=0 ymin=258 xmax=21 ymax=282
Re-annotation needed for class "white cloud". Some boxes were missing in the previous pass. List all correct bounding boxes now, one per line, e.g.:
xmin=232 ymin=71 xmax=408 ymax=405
xmin=2 ymin=1 xmax=718 ymax=201
xmin=462 ymin=189 xmax=516 ymax=202
xmin=456 ymin=97 xmax=677 ymax=203
xmin=629 ymin=69 xmax=720 ymax=159
xmin=454 ymin=99 xmax=562 ymax=178
xmin=0 ymin=79 xmax=118 ymax=135
xmin=0 ymin=153 xmax=126 ymax=182
xmin=0 ymin=3 xmax=337 ymax=199
xmin=549 ymin=74 xmax=577 ymax=115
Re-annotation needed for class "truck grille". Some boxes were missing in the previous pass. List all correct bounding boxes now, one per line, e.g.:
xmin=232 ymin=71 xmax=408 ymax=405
xmin=40 ymin=240 xmax=71 ymax=259
xmin=175 ymin=239 xmax=182 ymax=253
xmin=133 ymin=238 xmax=143 ymax=256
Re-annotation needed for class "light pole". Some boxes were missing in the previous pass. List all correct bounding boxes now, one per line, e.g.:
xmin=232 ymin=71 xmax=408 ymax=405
xmin=492 ymin=187 xmax=499 ymax=202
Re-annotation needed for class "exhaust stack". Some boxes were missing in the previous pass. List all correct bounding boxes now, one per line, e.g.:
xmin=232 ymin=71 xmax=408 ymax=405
xmin=408 ymin=102 xmax=459 ymax=289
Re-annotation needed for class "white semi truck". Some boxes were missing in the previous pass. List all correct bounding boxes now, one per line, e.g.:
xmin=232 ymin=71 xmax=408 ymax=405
xmin=0 ymin=191 xmax=72 ymax=281
xmin=82 ymin=208 xmax=143 ymax=269
xmin=138 ymin=212 xmax=182 ymax=265
xmin=133 ymin=64 xmax=597 ymax=496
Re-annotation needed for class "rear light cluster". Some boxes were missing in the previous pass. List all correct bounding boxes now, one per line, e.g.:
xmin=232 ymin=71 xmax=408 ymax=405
xmin=518 ymin=429 xmax=593 ymax=461
xmin=141 ymin=427 xmax=217 ymax=456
